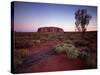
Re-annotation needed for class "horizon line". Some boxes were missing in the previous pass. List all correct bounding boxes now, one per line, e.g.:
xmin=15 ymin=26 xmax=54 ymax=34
xmin=13 ymin=30 xmax=97 ymax=32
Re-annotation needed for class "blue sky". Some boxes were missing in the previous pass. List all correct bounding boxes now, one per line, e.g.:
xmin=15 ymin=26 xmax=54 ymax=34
xmin=13 ymin=2 xmax=97 ymax=32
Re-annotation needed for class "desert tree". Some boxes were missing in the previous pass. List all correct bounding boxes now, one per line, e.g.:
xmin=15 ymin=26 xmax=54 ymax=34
xmin=75 ymin=9 xmax=92 ymax=37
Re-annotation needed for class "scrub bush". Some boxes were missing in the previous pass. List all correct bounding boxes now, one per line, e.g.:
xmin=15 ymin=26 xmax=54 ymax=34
xmin=54 ymin=43 xmax=80 ymax=59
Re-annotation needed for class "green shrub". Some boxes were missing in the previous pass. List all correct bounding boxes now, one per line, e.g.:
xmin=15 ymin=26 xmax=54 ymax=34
xmin=54 ymin=43 xmax=80 ymax=59
xmin=65 ymin=45 xmax=80 ymax=59
xmin=84 ymin=53 xmax=97 ymax=68
xmin=54 ymin=44 xmax=66 ymax=53
xmin=14 ymin=49 xmax=29 ymax=66
xmin=64 ymin=40 xmax=72 ymax=44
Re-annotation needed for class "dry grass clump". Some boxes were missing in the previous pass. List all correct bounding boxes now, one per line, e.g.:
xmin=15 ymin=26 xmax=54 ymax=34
xmin=54 ymin=43 xmax=80 ymax=59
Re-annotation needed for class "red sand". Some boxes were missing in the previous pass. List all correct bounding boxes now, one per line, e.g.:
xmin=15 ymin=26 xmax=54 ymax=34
xmin=21 ymin=53 xmax=86 ymax=73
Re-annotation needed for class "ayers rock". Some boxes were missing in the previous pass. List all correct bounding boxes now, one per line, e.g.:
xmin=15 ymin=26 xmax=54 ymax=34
xmin=37 ymin=27 xmax=64 ymax=32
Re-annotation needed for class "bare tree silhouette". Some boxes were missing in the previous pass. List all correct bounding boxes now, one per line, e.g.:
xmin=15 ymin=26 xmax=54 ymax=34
xmin=75 ymin=9 xmax=92 ymax=37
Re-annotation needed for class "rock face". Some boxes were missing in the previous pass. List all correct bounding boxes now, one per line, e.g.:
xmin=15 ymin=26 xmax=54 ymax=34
xmin=37 ymin=27 xmax=64 ymax=32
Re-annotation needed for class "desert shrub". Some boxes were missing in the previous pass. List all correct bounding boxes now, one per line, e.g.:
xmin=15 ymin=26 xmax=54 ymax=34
xmin=47 ymin=33 xmax=58 ymax=40
xmin=40 ymin=36 xmax=48 ymax=42
xmin=79 ymin=50 xmax=88 ymax=59
xmin=14 ymin=49 xmax=29 ymax=66
xmin=78 ymin=49 xmax=97 ymax=68
xmin=68 ymin=35 xmax=74 ymax=40
xmin=64 ymin=40 xmax=72 ymax=44
xmin=74 ymin=40 xmax=89 ymax=47
xmin=54 ymin=44 xmax=66 ymax=53
xmin=15 ymin=40 xmax=33 ymax=49
xmin=65 ymin=45 xmax=80 ymax=59
xmin=57 ymin=35 xmax=64 ymax=42
xmin=78 ymin=52 xmax=96 ymax=68
xmin=84 ymin=53 xmax=97 ymax=68
xmin=54 ymin=43 xmax=80 ymax=59
xmin=31 ymin=40 xmax=41 ymax=46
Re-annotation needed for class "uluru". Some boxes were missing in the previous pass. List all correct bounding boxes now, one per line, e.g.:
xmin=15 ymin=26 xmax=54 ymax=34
xmin=37 ymin=27 xmax=64 ymax=32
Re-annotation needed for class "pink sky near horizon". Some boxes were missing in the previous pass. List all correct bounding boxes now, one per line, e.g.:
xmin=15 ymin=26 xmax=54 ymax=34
xmin=14 ymin=23 xmax=97 ymax=32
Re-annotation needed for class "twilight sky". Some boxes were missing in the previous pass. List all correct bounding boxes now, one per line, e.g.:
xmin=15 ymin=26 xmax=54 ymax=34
xmin=13 ymin=2 xmax=97 ymax=32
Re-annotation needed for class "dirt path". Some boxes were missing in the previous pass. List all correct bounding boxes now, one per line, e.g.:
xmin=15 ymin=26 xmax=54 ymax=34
xmin=14 ymin=48 xmax=57 ymax=73
xmin=14 ymin=48 xmax=86 ymax=73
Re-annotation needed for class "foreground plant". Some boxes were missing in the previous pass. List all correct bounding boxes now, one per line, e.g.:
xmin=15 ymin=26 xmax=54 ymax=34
xmin=54 ymin=43 xmax=80 ymax=59
xmin=14 ymin=49 xmax=29 ymax=66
